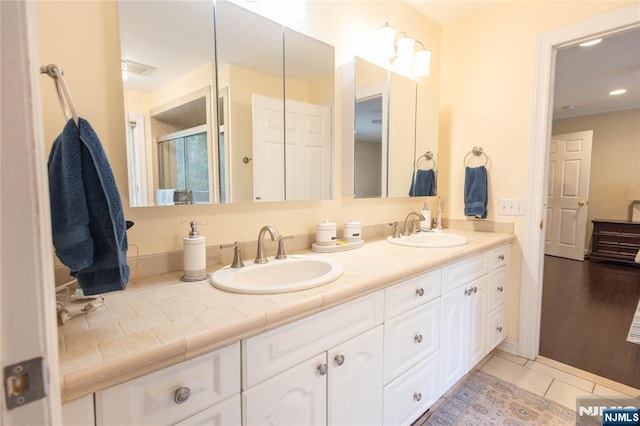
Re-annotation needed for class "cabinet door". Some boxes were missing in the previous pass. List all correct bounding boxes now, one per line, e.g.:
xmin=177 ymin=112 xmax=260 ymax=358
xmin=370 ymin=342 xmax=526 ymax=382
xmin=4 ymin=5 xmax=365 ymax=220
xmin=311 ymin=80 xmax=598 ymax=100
xmin=62 ymin=394 xmax=95 ymax=426
xmin=328 ymin=325 xmax=384 ymax=426
xmin=174 ymin=395 xmax=241 ymax=426
xmin=467 ymin=275 xmax=488 ymax=368
xmin=440 ymin=286 xmax=468 ymax=392
xmin=243 ymin=354 xmax=327 ymax=426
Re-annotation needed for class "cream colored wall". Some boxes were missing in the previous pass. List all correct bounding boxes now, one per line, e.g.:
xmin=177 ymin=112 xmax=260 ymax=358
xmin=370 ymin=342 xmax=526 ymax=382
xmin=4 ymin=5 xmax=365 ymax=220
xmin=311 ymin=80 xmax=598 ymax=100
xmin=36 ymin=1 xmax=440 ymax=256
xmin=553 ymin=108 xmax=640 ymax=249
xmin=440 ymin=1 xmax=634 ymax=343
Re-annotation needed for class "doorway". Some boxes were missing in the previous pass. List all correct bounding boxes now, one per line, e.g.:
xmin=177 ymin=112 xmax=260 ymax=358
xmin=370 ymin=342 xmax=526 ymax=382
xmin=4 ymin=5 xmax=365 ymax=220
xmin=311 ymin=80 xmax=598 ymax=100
xmin=519 ymin=4 xmax=640 ymax=361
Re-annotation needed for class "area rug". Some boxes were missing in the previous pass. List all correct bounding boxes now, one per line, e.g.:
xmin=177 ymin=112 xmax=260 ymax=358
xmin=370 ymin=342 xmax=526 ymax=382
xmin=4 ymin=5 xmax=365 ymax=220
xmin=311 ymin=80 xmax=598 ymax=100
xmin=627 ymin=297 xmax=640 ymax=345
xmin=422 ymin=371 xmax=594 ymax=426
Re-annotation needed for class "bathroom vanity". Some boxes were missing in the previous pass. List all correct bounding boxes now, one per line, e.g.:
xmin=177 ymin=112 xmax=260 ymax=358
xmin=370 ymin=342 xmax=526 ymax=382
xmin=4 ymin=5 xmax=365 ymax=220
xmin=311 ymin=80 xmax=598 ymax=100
xmin=59 ymin=230 xmax=513 ymax=425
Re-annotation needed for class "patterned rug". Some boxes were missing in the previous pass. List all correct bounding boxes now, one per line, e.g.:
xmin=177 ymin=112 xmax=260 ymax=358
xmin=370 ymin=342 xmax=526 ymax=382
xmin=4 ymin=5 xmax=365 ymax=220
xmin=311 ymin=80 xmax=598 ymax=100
xmin=422 ymin=371 xmax=594 ymax=426
xmin=628 ymin=297 xmax=640 ymax=345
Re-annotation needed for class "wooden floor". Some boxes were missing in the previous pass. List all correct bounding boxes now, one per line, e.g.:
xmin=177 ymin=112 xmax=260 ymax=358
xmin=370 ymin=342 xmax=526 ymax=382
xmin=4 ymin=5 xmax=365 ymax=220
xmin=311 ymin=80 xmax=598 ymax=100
xmin=540 ymin=255 xmax=640 ymax=389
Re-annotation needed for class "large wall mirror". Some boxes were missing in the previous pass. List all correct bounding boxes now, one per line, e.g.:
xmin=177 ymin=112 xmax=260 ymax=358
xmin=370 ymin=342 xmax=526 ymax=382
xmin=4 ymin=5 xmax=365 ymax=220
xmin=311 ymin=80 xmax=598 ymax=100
xmin=346 ymin=57 xmax=438 ymax=199
xmin=118 ymin=0 xmax=335 ymax=207
xmin=216 ymin=1 xmax=335 ymax=203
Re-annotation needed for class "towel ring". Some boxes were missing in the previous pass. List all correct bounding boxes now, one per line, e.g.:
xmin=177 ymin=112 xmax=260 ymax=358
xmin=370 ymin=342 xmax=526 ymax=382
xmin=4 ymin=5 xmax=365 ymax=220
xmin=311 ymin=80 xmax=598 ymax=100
xmin=416 ymin=151 xmax=437 ymax=171
xmin=40 ymin=64 xmax=79 ymax=127
xmin=464 ymin=146 xmax=491 ymax=168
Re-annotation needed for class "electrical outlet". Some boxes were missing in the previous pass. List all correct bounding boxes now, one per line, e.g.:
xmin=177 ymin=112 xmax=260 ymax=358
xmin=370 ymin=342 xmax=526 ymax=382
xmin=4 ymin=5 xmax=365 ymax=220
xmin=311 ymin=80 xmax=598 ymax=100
xmin=498 ymin=199 xmax=525 ymax=216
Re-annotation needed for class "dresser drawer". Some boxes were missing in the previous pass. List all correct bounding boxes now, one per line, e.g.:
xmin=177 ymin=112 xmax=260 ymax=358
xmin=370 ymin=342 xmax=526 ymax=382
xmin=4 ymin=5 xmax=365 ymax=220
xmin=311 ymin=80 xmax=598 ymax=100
xmin=383 ymin=299 xmax=440 ymax=384
xmin=442 ymin=253 xmax=488 ymax=293
xmin=384 ymin=269 xmax=441 ymax=320
xmin=243 ymin=291 xmax=384 ymax=389
xmin=95 ymin=343 xmax=240 ymax=426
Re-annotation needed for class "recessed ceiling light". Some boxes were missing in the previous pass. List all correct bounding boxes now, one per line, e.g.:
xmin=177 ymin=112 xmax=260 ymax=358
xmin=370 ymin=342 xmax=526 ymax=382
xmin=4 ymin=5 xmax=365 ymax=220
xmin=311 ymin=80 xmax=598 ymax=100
xmin=579 ymin=38 xmax=602 ymax=47
xmin=609 ymin=89 xmax=627 ymax=96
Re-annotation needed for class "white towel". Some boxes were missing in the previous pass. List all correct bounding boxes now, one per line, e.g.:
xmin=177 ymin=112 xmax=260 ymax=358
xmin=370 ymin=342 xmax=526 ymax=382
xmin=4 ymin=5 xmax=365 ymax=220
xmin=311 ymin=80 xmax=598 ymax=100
xmin=635 ymin=249 xmax=640 ymax=264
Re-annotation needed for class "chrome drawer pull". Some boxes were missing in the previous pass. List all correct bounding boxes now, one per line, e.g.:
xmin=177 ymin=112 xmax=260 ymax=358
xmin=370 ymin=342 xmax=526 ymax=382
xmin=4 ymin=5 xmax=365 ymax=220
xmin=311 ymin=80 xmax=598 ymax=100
xmin=496 ymin=326 xmax=503 ymax=332
xmin=473 ymin=286 xmax=478 ymax=293
xmin=174 ymin=386 xmax=191 ymax=404
xmin=414 ymin=334 xmax=423 ymax=343
xmin=414 ymin=392 xmax=422 ymax=402
xmin=497 ymin=286 xmax=504 ymax=292
xmin=498 ymin=254 xmax=505 ymax=261
xmin=334 ymin=354 xmax=345 ymax=366
xmin=416 ymin=288 xmax=425 ymax=297
xmin=317 ymin=363 xmax=328 ymax=376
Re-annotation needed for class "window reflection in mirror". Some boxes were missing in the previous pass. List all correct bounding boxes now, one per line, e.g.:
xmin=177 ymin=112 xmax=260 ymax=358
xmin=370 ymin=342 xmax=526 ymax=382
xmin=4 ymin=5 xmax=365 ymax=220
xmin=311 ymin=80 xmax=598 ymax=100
xmin=118 ymin=0 xmax=216 ymax=207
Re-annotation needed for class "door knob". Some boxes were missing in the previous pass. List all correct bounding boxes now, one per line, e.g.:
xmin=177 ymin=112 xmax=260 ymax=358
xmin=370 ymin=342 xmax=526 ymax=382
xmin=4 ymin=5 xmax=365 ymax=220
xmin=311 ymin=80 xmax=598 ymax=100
xmin=577 ymin=200 xmax=586 ymax=206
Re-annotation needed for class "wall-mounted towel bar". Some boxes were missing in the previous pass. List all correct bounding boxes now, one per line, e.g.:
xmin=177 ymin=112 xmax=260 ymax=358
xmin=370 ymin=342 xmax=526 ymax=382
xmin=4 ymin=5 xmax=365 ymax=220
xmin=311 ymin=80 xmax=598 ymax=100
xmin=40 ymin=64 xmax=79 ymax=127
xmin=464 ymin=146 xmax=491 ymax=169
xmin=416 ymin=151 xmax=437 ymax=171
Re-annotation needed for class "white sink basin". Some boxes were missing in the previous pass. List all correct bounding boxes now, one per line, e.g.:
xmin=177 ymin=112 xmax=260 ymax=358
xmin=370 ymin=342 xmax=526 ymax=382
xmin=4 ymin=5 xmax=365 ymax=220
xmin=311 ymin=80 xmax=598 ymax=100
xmin=210 ymin=255 xmax=343 ymax=294
xmin=386 ymin=232 xmax=468 ymax=248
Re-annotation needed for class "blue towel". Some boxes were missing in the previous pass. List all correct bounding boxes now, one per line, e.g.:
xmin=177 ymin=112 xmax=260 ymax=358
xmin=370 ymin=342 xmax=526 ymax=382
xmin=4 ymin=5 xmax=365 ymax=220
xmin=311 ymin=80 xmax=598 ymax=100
xmin=409 ymin=169 xmax=436 ymax=197
xmin=48 ymin=118 xmax=129 ymax=295
xmin=464 ymin=166 xmax=488 ymax=218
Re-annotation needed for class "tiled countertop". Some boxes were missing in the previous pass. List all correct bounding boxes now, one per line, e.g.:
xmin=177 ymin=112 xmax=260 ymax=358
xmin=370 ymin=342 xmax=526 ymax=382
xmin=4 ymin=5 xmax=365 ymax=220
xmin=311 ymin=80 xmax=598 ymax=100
xmin=58 ymin=229 xmax=515 ymax=402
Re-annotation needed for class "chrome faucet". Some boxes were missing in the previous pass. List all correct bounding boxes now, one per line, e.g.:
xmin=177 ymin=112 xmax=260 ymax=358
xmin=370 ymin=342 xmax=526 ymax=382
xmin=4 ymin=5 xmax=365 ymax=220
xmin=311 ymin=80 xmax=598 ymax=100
xmin=403 ymin=212 xmax=426 ymax=236
xmin=255 ymin=225 xmax=280 ymax=264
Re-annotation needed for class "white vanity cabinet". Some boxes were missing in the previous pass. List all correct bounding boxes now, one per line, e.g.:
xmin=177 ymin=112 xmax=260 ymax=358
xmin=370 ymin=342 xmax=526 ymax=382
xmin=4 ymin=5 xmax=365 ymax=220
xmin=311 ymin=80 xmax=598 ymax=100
xmin=94 ymin=343 xmax=241 ymax=426
xmin=440 ymin=245 xmax=509 ymax=392
xmin=62 ymin=394 xmax=95 ymax=425
xmin=242 ymin=291 xmax=385 ymax=425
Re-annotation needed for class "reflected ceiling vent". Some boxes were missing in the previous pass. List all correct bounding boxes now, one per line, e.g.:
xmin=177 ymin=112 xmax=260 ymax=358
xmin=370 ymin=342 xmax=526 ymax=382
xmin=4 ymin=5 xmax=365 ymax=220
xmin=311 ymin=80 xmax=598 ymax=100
xmin=122 ymin=59 xmax=155 ymax=76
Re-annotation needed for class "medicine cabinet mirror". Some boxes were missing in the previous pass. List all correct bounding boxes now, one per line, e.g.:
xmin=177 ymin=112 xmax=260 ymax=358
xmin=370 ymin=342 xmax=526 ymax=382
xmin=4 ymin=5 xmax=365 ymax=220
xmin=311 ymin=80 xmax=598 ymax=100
xmin=345 ymin=57 xmax=438 ymax=199
xmin=118 ymin=0 xmax=335 ymax=207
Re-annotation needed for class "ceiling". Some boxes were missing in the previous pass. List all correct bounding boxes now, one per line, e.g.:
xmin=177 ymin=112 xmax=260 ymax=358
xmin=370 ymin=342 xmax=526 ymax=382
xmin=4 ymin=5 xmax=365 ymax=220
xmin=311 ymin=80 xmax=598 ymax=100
xmin=408 ymin=1 xmax=640 ymax=120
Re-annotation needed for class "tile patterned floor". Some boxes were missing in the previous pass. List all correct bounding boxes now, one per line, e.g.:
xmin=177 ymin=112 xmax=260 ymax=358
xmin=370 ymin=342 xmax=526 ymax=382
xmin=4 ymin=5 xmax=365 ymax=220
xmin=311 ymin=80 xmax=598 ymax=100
xmin=417 ymin=349 xmax=640 ymax=425
xmin=476 ymin=349 xmax=639 ymax=409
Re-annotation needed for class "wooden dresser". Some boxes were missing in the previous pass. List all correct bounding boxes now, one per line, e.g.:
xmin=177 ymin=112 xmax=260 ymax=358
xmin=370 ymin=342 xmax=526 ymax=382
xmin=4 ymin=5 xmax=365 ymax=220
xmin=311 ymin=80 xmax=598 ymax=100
xmin=590 ymin=219 xmax=640 ymax=265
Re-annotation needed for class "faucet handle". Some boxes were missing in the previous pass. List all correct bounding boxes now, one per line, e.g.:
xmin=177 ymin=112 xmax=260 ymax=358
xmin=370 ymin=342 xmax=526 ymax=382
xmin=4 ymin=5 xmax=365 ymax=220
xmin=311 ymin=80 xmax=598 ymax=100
xmin=275 ymin=235 xmax=294 ymax=260
xmin=389 ymin=222 xmax=400 ymax=238
xmin=220 ymin=241 xmax=244 ymax=268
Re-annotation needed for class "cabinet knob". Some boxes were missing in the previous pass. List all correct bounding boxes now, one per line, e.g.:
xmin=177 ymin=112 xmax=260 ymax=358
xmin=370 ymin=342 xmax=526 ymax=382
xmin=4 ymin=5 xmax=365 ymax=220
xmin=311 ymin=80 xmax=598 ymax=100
xmin=414 ymin=334 xmax=423 ymax=343
xmin=413 ymin=392 xmax=422 ymax=402
xmin=498 ymin=254 xmax=505 ymax=261
xmin=497 ymin=286 xmax=504 ymax=292
xmin=496 ymin=326 xmax=503 ymax=332
xmin=473 ymin=286 xmax=478 ymax=293
xmin=174 ymin=386 xmax=191 ymax=404
xmin=416 ymin=288 xmax=425 ymax=297
xmin=464 ymin=288 xmax=471 ymax=296
xmin=334 ymin=354 xmax=345 ymax=366
xmin=317 ymin=363 xmax=328 ymax=376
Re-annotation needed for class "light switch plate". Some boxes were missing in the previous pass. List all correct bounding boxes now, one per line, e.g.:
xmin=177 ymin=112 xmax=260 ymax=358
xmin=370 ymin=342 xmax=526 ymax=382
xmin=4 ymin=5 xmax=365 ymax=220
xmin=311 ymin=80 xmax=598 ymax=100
xmin=498 ymin=199 xmax=525 ymax=216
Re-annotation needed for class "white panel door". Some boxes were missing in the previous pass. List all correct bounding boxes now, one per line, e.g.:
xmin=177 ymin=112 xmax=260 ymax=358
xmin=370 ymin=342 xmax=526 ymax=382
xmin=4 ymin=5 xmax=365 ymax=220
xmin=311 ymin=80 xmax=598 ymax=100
xmin=252 ymin=94 xmax=285 ymax=201
xmin=284 ymin=99 xmax=332 ymax=200
xmin=545 ymin=131 xmax=593 ymax=260
xmin=243 ymin=354 xmax=327 ymax=426
xmin=467 ymin=276 xmax=488 ymax=368
xmin=328 ymin=326 xmax=384 ymax=426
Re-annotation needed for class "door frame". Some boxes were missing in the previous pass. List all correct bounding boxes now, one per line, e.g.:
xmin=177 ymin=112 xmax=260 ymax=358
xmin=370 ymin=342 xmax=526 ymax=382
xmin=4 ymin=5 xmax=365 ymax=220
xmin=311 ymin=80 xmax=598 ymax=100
xmin=519 ymin=3 xmax=640 ymax=360
xmin=1 ymin=1 xmax=62 ymax=423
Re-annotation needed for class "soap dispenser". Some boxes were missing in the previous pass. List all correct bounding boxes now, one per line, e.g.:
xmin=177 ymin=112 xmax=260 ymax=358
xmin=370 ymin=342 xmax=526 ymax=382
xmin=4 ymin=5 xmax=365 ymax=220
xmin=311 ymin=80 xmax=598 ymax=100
xmin=181 ymin=221 xmax=210 ymax=282
xmin=420 ymin=202 xmax=432 ymax=231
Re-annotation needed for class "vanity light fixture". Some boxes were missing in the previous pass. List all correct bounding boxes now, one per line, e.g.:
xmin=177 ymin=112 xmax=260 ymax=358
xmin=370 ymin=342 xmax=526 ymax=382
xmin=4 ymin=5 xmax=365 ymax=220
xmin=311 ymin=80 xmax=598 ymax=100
xmin=609 ymin=88 xmax=627 ymax=95
xmin=579 ymin=38 xmax=602 ymax=47
xmin=376 ymin=22 xmax=431 ymax=77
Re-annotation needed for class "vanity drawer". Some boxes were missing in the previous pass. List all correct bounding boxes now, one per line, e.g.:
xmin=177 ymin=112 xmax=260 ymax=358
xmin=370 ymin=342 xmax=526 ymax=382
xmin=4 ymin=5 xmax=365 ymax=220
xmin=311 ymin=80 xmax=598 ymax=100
xmin=95 ymin=342 xmax=240 ymax=426
xmin=487 ymin=305 xmax=506 ymax=351
xmin=383 ymin=299 xmax=440 ymax=384
xmin=488 ymin=267 xmax=507 ymax=311
xmin=384 ymin=269 xmax=441 ymax=320
xmin=442 ymin=253 xmax=488 ymax=294
xmin=491 ymin=245 xmax=508 ymax=270
xmin=243 ymin=290 xmax=384 ymax=389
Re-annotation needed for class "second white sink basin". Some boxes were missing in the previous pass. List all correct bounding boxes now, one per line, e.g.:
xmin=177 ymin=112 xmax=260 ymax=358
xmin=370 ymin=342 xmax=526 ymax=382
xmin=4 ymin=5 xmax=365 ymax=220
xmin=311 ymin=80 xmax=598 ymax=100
xmin=386 ymin=232 xmax=468 ymax=248
xmin=210 ymin=255 xmax=343 ymax=294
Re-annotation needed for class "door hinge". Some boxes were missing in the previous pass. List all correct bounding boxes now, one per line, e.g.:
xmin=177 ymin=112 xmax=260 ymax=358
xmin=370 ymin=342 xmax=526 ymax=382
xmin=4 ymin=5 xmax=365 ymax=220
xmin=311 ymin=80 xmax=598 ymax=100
xmin=3 ymin=357 xmax=47 ymax=409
